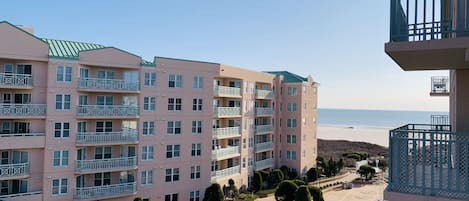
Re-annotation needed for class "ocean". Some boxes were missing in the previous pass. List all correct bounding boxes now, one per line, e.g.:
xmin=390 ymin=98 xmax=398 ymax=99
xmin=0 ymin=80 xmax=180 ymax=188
xmin=317 ymin=108 xmax=449 ymax=129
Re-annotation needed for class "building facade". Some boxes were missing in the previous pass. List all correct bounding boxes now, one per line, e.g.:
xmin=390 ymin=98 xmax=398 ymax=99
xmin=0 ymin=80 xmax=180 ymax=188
xmin=386 ymin=0 xmax=469 ymax=201
xmin=0 ymin=21 xmax=318 ymax=201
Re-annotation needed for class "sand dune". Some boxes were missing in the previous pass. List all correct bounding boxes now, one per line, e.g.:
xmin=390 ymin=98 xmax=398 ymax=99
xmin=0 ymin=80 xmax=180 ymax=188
xmin=317 ymin=125 xmax=389 ymax=147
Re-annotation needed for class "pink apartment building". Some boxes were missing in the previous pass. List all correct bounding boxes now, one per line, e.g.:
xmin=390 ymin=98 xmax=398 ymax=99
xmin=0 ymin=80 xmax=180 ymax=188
xmin=0 ymin=21 xmax=318 ymax=201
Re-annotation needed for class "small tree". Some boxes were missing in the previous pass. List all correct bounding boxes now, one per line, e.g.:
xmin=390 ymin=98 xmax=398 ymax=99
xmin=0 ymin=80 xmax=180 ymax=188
xmin=337 ymin=158 xmax=345 ymax=171
xmin=268 ymin=169 xmax=284 ymax=187
xmin=252 ymin=171 xmax=263 ymax=192
xmin=224 ymin=179 xmax=239 ymax=200
xmin=307 ymin=186 xmax=324 ymax=201
xmin=274 ymin=180 xmax=298 ymax=201
xmin=203 ymin=183 xmax=224 ymax=201
xmin=357 ymin=165 xmax=376 ymax=181
xmin=295 ymin=186 xmax=312 ymax=201
xmin=279 ymin=165 xmax=290 ymax=180
xmin=306 ymin=167 xmax=318 ymax=182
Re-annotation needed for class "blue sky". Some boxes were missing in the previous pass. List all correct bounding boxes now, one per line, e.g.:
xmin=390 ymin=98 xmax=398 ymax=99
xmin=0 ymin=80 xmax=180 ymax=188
xmin=1 ymin=1 xmax=449 ymax=111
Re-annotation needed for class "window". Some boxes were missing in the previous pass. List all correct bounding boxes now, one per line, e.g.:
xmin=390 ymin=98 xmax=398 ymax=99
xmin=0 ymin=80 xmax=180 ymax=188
xmin=191 ymin=120 xmax=202 ymax=134
xmin=167 ymin=121 xmax=181 ymax=135
xmin=242 ymin=157 xmax=246 ymax=168
xmin=286 ymin=151 xmax=297 ymax=160
xmin=192 ymin=99 xmax=203 ymax=111
xmin=52 ymin=178 xmax=67 ymax=195
xmin=287 ymin=119 xmax=297 ymax=128
xmin=54 ymin=122 xmax=70 ymax=138
xmin=190 ymin=190 xmax=200 ymax=201
xmin=191 ymin=143 xmax=201 ymax=157
xmin=165 ymin=168 xmax=180 ymax=182
xmin=144 ymin=97 xmax=156 ymax=111
xmin=190 ymin=166 xmax=201 ymax=179
xmin=248 ymin=157 xmax=253 ymax=167
xmin=143 ymin=121 xmax=155 ymax=135
xmin=56 ymin=66 xmax=72 ymax=82
xmin=168 ymin=98 xmax=182 ymax=111
xmin=141 ymin=170 xmax=153 ymax=185
xmin=287 ymin=134 xmax=297 ymax=144
xmin=166 ymin=144 xmax=181 ymax=159
xmin=287 ymin=103 xmax=297 ymax=112
xmin=142 ymin=146 xmax=154 ymax=160
xmin=55 ymin=94 xmax=71 ymax=110
xmin=287 ymin=87 xmax=297 ymax=96
xmin=94 ymin=172 xmax=111 ymax=186
xmin=193 ymin=76 xmax=203 ymax=89
xmin=168 ymin=74 xmax=183 ymax=88
xmin=165 ymin=193 xmax=178 ymax=201
xmin=53 ymin=150 xmax=69 ymax=167
xmin=144 ymin=72 xmax=156 ymax=87
xmin=94 ymin=147 xmax=112 ymax=159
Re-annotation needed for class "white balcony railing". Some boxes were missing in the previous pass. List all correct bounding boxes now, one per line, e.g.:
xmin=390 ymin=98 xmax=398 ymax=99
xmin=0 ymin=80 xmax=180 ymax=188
xmin=255 ymin=158 xmax=274 ymax=170
xmin=255 ymin=142 xmax=274 ymax=152
xmin=78 ymin=77 xmax=139 ymax=91
xmin=255 ymin=125 xmax=273 ymax=134
xmin=214 ymin=86 xmax=241 ymax=97
xmin=255 ymin=107 xmax=273 ymax=116
xmin=255 ymin=89 xmax=273 ymax=99
xmin=76 ymin=129 xmax=138 ymax=145
xmin=213 ymin=127 xmax=240 ymax=138
xmin=0 ymin=162 xmax=29 ymax=178
xmin=0 ymin=73 xmax=32 ymax=87
xmin=214 ymin=107 xmax=241 ymax=117
xmin=0 ymin=104 xmax=46 ymax=116
xmin=74 ymin=182 xmax=137 ymax=200
xmin=212 ymin=146 xmax=240 ymax=159
xmin=0 ymin=133 xmax=45 ymax=137
xmin=77 ymin=105 xmax=138 ymax=117
xmin=75 ymin=157 xmax=137 ymax=172
xmin=211 ymin=165 xmax=240 ymax=178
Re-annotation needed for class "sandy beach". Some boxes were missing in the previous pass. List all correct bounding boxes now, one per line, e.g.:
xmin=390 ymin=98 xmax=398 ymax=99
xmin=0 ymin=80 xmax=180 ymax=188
xmin=317 ymin=125 xmax=389 ymax=147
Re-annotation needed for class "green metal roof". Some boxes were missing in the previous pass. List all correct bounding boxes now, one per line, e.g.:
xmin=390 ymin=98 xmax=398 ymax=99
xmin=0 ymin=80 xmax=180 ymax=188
xmin=266 ymin=71 xmax=307 ymax=83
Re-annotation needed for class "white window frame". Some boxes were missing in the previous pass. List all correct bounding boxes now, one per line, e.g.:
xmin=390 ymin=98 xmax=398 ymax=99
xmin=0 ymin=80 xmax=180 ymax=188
xmin=167 ymin=121 xmax=181 ymax=135
xmin=144 ymin=97 xmax=156 ymax=111
xmin=55 ymin=94 xmax=71 ymax=110
xmin=166 ymin=144 xmax=181 ymax=159
xmin=190 ymin=190 xmax=200 ymax=201
xmin=168 ymin=98 xmax=182 ymax=111
xmin=192 ymin=98 xmax=203 ymax=111
xmin=287 ymin=134 xmax=297 ymax=144
xmin=53 ymin=150 xmax=69 ymax=167
xmin=56 ymin=66 xmax=72 ymax=82
xmin=191 ymin=120 xmax=202 ymax=134
xmin=287 ymin=87 xmax=297 ymax=96
xmin=192 ymin=76 xmax=203 ymax=89
xmin=142 ymin=121 xmax=155 ymax=135
xmin=54 ymin=122 xmax=70 ymax=138
xmin=165 ymin=193 xmax=179 ymax=201
xmin=141 ymin=146 xmax=154 ymax=160
xmin=144 ymin=72 xmax=156 ymax=87
xmin=165 ymin=168 xmax=180 ymax=182
xmin=168 ymin=74 xmax=183 ymax=88
xmin=287 ymin=119 xmax=297 ymax=128
xmin=286 ymin=150 xmax=297 ymax=160
xmin=52 ymin=178 xmax=68 ymax=196
xmin=190 ymin=165 xmax=201 ymax=180
xmin=141 ymin=170 xmax=153 ymax=185
xmin=287 ymin=103 xmax=297 ymax=112
xmin=191 ymin=143 xmax=201 ymax=157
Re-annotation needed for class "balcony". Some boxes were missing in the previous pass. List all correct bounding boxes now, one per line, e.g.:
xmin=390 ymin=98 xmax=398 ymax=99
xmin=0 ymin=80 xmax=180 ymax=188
xmin=75 ymin=157 xmax=137 ymax=173
xmin=388 ymin=124 xmax=469 ymax=201
xmin=0 ymin=191 xmax=42 ymax=201
xmin=214 ymin=86 xmax=241 ymax=97
xmin=211 ymin=165 xmax=240 ymax=181
xmin=255 ymin=89 xmax=273 ymax=99
xmin=212 ymin=146 xmax=240 ymax=160
xmin=430 ymin=76 xmax=449 ymax=96
xmin=0 ymin=133 xmax=45 ymax=149
xmin=255 ymin=125 xmax=273 ymax=134
xmin=0 ymin=162 xmax=29 ymax=179
xmin=387 ymin=0 xmax=469 ymax=70
xmin=213 ymin=127 xmax=241 ymax=139
xmin=76 ymin=129 xmax=138 ymax=146
xmin=0 ymin=104 xmax=46 ymax=118
xmin=77 ymin=105 xmax=138 ymax=118
xmin=0 ymin=73 xmax=32 ymax=88
xmin=255 ymin=158 xmax=274 ymax=171
xmin=255 ymin=142 xmax=274 ymax=152
xmin=255 ymin=107 xmax=273 ymax=116
xmin=431 ymin=115 xmax=449 ymax=126
xmin=214 ymin=107 xmax=241 ymax=117
xmin=74 ymin=182 xmax=137 ymax=200
xmin=78 ymin=77 xmax=139 ymax=92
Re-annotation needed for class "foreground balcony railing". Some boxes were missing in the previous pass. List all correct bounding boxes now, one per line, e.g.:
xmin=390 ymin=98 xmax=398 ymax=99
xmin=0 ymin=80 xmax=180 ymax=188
xmin=0 ymin=191 xmax=42 ymax=201
xmin=255 ymin=89 xmax=273 ymax=99
xmin=214 ymin=107 xmax=241 ymax=117
xmin=77 ymin=105 xmax=138 ymax=117
xmin=75 ymin=157 xmax=137 ymax=173
xmin=255 ymin=125 xmax=273 ymax=134
xmin=214 ymin=86 xmax=241 ymax=97
xmin=431 ymin=115 xmax=449 ymax=126
xmin=74 ymin=182 xmax=137 ymax=200
xmin=212 ymin=146 xmax=240 ymax=159
xmin=389 ymin=124 xmax=469 ymax=200
xmin=0 ymin=162 xmax=29 ymax=178
xmin=430 ymin=76 xmax=449 ymax=96
xmin=256 ymin=158 xmax=274 ymax=171
xmin=78 ymin=77 xmax=139 ymax=91
xmin=0 ymin=73 xmax=32 ymax=88
xmin=211 ymin=165 xmax=240 ymax=179
xmin=0 ymin=104 xmax=46 ymax=117
xmin=213 ymin=127 xmax=240 ymax=139
xmin=76 ymin=129 xmax=138 ymax=145
xmin=255 ymin=142 xmax=274 ymax=152
xmin=255 ymin=107 xmax=273 ymax=116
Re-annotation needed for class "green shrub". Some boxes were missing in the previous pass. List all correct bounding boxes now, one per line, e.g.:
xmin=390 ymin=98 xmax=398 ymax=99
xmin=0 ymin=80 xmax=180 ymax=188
xmin=307 ymin=186 xmax=324 ymax=201
xmin=203 ymin=183 xmax=224 ymax=201
xmin=274 ymin=180 xmax=298 ymax=201
xmin=252 ymin=171 xmax=263 ymax=191
xmin=295 ymin=186 xmax=312 ymax=201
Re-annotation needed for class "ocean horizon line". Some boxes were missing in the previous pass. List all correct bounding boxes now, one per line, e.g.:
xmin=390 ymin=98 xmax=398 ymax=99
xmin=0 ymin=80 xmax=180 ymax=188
xmin=318 ymin=107 xmax=449 ymax=113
